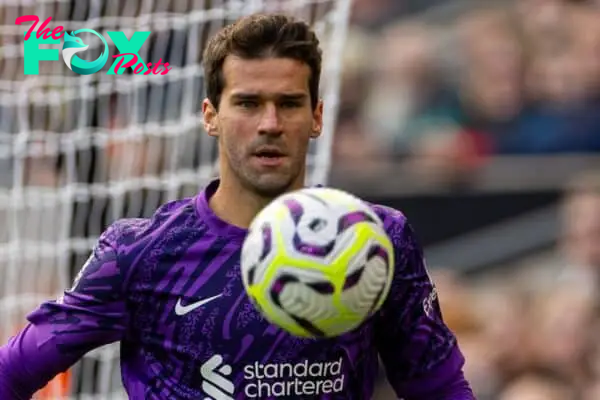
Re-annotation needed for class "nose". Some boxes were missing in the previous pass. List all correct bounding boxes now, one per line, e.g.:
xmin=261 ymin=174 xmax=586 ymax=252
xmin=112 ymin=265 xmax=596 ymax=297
xmin=257 ymin=103 xmax=283 ymax=136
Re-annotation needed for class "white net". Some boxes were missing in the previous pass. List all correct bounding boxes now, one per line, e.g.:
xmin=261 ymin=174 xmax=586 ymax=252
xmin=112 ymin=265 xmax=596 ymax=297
xmin=0 ymin=0 xmax=351 ymax=398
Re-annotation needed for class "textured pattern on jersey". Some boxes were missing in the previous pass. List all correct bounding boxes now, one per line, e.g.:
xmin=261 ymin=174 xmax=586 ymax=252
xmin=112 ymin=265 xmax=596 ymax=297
xmin=371 ymin=204 xmax=457 ymax=381
xmin=31 ymin=221 xmax=132 ymax=356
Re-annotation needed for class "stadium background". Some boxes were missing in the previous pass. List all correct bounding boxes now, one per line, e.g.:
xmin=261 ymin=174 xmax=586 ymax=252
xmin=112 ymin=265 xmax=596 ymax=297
xmin=1 ymin=0 xmax=600 ymax=399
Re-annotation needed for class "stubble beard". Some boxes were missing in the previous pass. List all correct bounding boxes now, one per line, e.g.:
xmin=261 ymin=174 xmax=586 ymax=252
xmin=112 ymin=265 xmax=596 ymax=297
xmin=229 ymin=151 xmax=302 ymax=199
xmin=240 ymin=161 xmax=300 ymax=199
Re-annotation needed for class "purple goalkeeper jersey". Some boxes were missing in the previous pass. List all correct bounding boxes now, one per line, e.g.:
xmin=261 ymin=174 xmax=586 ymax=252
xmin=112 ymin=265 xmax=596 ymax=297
xmin=0 ymin=180 xmax=473 ymax=400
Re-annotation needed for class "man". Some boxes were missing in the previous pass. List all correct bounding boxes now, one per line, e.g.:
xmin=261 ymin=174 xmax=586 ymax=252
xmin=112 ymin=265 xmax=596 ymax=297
xmin=0 ymin=14 xmax=474 ymax=399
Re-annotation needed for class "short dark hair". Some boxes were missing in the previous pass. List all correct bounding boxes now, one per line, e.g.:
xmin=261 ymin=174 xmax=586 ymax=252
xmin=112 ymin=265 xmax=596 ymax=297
xmin=203 ymin=13 xmax=322 ymax=110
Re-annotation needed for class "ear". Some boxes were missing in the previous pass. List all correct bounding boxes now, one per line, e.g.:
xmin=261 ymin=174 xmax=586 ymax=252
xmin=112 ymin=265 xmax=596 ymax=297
xmin=202 ymin=98 xmax=219 ymax=137
xmin=310 ymin=99 xmax=324 ymax=138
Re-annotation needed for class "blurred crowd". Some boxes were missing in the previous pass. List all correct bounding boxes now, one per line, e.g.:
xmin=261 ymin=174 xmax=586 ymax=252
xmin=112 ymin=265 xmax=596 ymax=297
xmin=419 ymin=171 xmax=600 ymax=400
xmin=341 ymin=0 xmax=600 ymax=398
xmin=335 ymin=0 xmax=600 ymax=184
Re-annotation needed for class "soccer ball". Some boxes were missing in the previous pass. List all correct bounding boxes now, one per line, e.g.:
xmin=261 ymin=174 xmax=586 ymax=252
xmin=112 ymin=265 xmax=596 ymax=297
xmin=240 ymin=187 xmax=395 ymax=338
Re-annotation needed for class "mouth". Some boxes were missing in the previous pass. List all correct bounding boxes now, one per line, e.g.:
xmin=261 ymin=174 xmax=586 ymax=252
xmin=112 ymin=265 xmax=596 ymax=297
xmin=252 ymin=146 xmax=287 ymax=167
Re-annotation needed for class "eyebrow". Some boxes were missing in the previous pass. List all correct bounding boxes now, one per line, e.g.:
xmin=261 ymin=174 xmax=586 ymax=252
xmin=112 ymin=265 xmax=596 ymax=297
xmin=230 ymin=92 xmax=308 ymax=101
xmin=279 ymin=93 xmax=308 ymax=100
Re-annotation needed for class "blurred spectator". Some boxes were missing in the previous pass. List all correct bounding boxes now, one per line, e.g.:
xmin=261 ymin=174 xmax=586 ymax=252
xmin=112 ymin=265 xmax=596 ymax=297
xmin=350 ymin=0 xmax=447 ymax=31
xmin=559 ymin=171 xmax=600 ymax=292
xmin=332 ymin=28 xmax=381 ymax=169
xmin=498 ymin=366 xmax=578 ymax=400
xmin=527 ymin=286 xmax=595 ymax=385
xmin=365 ymin=20 xmax=440 ymax=151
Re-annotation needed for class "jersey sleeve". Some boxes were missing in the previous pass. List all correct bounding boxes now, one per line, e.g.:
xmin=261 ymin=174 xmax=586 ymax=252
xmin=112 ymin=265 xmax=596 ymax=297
xmin=373 ymin=209 xmax=474 ymax=399
xmin=0 ymin=222 xmax=130 ymax=399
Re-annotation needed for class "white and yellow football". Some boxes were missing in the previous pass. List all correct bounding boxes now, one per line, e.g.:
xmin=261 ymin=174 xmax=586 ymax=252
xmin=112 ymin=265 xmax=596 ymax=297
xmin=240 ymin=187 xmax=394 ymax=338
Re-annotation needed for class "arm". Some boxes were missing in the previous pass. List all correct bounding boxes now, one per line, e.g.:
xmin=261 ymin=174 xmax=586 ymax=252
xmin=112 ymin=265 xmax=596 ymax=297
xmin=0 ymin=223 xmax=130 ymax=399
xmin=373 ymin=209 xmax=475 ymax=400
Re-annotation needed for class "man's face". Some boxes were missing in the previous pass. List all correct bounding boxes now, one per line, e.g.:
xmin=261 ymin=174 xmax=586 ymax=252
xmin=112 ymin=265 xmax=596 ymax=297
xmin=562 ymin=192 xmax=600 ymax=269
xmin=203 ymin=55 xmax=323 ymax=197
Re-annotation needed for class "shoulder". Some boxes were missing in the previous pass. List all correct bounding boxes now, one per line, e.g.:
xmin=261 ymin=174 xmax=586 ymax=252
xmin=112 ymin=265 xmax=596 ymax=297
xmin=93 ymin=197 xmax=202 ymax=286
xmin=367 ymin=203 xmax=413 ymax=245
xmin=101 ymin=197 xmax=200 ymax=252
xmin=367 ymin=202 xmax=426 ymax=276
xmin=368 ymin=203 xmax=406 ymax=225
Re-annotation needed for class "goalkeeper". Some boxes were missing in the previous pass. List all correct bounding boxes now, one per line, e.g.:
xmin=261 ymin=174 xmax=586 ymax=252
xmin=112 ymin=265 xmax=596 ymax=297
xmin=0 ymin=13 xmax=474 ymax=399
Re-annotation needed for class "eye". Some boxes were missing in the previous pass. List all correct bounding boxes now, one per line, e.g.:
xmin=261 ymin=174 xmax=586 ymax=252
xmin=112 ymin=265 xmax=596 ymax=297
xmin=237 ymin=101 xmax=257 ymax=108
xmin=280 ymin=101 xmax=301 ymax=108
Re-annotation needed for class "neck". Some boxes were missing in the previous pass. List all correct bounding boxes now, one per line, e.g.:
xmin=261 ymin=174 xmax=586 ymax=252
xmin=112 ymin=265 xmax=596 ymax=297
xmin=209 ymin=173 xmax=306 ymax=229
xmin=209 ymin=180 xmax=272 ymax=229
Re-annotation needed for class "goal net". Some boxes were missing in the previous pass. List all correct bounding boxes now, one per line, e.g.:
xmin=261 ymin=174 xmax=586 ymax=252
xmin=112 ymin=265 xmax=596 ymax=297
xmin=0 ymin=0 xmax=351 ymax=398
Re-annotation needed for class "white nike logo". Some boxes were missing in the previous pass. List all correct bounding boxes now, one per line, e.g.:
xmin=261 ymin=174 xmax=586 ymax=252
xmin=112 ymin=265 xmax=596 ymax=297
xmin=175 ymin=294 xmax=223 ymax=316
